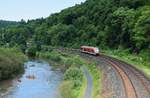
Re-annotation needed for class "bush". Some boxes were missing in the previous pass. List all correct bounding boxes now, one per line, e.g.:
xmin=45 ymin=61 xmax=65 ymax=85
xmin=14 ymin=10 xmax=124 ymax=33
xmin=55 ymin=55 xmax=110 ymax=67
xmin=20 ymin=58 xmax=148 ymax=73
xmin=0 ymin=48 xmax=27 ymax=80
xmin=26 ymin=46 xmax=37 ymax=57
xmin=64 ymin=67 xmax=83 ymax=87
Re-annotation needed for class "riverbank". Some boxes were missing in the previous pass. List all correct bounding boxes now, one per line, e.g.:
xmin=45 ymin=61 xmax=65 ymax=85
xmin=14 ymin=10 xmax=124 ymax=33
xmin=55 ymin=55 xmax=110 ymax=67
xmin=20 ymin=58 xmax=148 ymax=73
xmin=0 ymin=61 xmax=62 ymax=98
xmin=103 ymin=49 xmax=150 ymax=76
xmin=37 ymin=51 xmax=85 ymax=97
xmin=0 ymin=48 xmax=27 ymax=81
xmin=37 ymin=50 xmax=102 ymax=98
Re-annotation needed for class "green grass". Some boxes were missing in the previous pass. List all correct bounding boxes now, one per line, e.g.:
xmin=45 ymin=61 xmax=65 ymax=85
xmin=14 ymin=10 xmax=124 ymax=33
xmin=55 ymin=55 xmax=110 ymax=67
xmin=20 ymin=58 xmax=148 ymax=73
xmin=78 ymin=75 xmax=87 ymax=98
xmin=59 ymin=81 xmax=76 ymax=98
xmin=103 ymin=49 xmax=150 ymax=76
xmin=0 ymin=48 xmax=28 ymax=80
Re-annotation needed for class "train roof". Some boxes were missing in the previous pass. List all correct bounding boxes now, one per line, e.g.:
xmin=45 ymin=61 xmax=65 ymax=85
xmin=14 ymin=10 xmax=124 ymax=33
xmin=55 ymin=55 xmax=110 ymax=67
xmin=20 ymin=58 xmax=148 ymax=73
xmin=81 ymin=46 xmax=99 ymax=49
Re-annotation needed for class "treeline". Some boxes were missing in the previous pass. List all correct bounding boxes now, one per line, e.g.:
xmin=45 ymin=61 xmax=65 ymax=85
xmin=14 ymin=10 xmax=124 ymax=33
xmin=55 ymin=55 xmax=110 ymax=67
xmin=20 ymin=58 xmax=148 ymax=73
xmin=0 ymin=20 xmax=18 ymax=28
xmin=0 ymin=0 xmax=150 ymax=53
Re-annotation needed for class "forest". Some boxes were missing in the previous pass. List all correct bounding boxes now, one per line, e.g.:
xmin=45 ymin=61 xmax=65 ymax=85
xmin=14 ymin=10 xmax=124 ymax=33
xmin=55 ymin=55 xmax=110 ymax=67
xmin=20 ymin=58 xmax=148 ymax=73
xmin=0 ymin=0 xmax=150 ymax=54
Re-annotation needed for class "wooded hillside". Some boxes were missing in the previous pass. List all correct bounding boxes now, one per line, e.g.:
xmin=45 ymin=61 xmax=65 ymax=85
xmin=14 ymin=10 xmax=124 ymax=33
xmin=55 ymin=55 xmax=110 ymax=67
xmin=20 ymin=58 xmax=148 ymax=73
xmin=0 ymin=0 xmax=149 ymax=53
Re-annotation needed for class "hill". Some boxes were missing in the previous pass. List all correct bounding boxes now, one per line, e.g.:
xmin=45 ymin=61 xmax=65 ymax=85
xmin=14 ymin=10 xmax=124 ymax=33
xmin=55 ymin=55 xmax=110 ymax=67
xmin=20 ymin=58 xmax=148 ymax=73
xmin=0 ymin=0 xmax=150 ymax=53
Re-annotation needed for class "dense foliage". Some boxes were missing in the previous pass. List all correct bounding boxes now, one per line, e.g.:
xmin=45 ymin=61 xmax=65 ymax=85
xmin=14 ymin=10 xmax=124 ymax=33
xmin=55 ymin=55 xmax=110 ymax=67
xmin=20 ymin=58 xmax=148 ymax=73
xmin=0 ymin=48 xmax=27 ymax=80
xmin=0 ymin=0 xmax=150 ymax=53
xmin=64 ymin=67 xmax=83 ymax=87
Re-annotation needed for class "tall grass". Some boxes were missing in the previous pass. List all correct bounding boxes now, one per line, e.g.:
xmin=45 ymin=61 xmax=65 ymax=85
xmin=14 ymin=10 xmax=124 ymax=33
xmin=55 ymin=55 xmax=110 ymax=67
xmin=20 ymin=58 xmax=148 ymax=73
xmin=0 ymin=48 xmax=27 ymax=80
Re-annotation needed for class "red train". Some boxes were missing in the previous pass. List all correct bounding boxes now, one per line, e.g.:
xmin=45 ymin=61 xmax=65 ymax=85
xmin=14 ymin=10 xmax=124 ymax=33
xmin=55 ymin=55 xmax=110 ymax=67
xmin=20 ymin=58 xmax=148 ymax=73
xmin=80 ymin=46 xmax=99 ymax=55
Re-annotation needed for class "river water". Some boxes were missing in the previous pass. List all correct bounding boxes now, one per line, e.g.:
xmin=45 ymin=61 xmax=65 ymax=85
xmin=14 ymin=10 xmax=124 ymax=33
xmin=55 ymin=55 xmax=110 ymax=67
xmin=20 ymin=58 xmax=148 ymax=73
xmin=0 ymin=61 xmax=62 ymax=98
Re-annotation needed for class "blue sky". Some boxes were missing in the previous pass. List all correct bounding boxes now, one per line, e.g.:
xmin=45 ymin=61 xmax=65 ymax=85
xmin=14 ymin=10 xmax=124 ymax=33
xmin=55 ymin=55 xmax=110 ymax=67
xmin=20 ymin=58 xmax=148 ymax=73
xmin=0 ymin=0 xmax=86 ymax=21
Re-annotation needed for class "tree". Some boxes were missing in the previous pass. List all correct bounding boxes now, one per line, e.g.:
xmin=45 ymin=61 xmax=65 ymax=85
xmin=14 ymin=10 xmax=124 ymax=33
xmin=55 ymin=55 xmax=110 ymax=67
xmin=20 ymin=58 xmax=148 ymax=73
xmin=132 ymin=6 xmax=150 ymax=52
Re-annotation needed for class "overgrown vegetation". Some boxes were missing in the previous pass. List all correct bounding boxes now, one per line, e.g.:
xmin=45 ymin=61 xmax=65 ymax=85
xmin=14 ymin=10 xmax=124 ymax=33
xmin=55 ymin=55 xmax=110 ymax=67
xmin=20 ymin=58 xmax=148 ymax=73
xmin=60 ymin=67 xmax=84 ymax=98
xmin=0 ymin=48 xmax=27 ymax=80
xmin=64 ymin=67 xmax=83 ymax=87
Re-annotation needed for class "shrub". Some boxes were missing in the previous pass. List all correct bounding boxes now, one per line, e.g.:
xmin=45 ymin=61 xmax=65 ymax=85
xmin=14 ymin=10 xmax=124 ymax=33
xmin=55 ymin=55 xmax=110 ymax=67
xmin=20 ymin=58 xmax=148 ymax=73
xmin=38 ymin=51 xmax=62 ymax=63
xmin=0 ymin=48 xmax=27 ymax=80
xmin=63 ymin=58 xmax=74 ymax=69
xmin=26 ymin=46 xmax=37 ymax=57
xmin=64 ymin=67 xmax=83 ymax=87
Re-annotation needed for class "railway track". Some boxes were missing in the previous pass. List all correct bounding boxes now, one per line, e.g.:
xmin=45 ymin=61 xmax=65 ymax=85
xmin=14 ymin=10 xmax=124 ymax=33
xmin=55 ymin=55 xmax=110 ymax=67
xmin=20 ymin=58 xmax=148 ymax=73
xmin=99 ymin=56 xmax=138 ymax=98
xmin=100 ymin=55 xmax=150 ymax=98
xmin=57 ymin=48 xmax=150 ymax=98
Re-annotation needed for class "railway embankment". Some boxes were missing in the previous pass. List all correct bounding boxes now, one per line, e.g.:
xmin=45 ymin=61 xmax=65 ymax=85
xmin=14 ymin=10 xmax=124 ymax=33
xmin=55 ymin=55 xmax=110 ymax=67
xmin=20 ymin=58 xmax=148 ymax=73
xmin=103 ymin=49 xmax=150 ymax=77
xmin=79 ymin=51 xmax=150 ymax=98
xmin=101 ymin=55 xmax=150 ymax=98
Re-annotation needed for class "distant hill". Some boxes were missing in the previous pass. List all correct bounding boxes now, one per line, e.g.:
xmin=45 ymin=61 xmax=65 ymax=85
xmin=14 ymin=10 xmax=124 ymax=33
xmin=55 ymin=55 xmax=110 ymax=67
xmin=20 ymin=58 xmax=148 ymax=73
xmin=0 ymin=0 xmax=150 ymax=53
xmin=0 ymin=20 xmax=18 ymax=28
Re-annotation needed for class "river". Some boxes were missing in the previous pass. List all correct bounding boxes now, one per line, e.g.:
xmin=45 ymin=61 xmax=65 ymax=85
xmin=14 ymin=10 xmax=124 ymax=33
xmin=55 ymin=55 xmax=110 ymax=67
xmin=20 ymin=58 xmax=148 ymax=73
xmin=0 ymin=61 xmax=63 ymax=98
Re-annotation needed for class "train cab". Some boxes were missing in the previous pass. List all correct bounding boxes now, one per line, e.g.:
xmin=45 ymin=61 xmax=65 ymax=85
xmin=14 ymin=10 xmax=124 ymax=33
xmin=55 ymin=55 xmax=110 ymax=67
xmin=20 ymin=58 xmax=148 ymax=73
xmin=80 ymin=46 xmax=99 ymax=55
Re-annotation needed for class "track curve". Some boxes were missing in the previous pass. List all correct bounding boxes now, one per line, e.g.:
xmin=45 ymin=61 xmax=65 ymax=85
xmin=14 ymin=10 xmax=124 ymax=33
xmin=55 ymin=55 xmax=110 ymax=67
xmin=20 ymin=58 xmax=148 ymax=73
xmin=100 ymin=55 xmax=150 ymax=98
xmin=101 ymin=56 xmax=138 ymax=98
xmin=57 ymin=48 xmax=150 ymax=98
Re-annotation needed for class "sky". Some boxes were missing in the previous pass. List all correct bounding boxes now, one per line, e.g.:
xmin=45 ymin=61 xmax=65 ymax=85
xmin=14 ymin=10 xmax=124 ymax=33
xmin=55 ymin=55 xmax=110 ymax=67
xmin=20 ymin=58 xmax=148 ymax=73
xmin=0 ymin=0 xmax=86 ymax=21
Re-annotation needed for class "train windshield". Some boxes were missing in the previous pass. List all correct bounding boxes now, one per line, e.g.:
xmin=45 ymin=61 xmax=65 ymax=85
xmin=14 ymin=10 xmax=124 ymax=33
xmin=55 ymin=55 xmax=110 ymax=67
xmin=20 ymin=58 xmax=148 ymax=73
xmin=95 ymin=48 xmax=99 ymax=53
